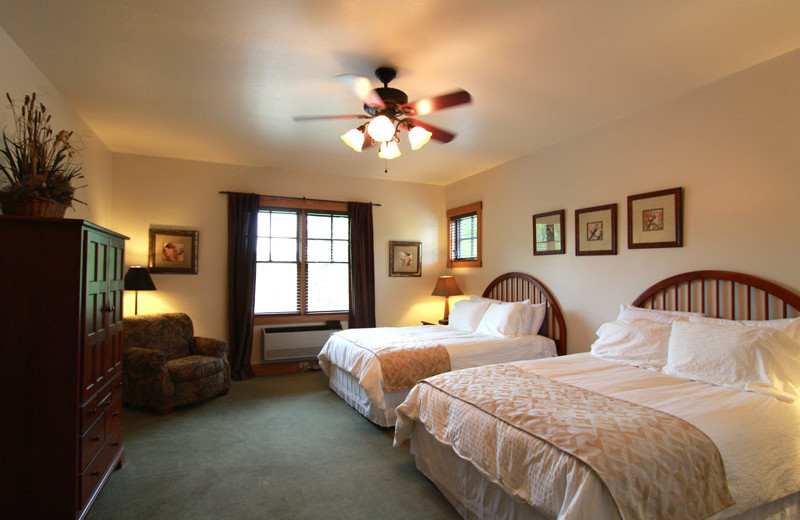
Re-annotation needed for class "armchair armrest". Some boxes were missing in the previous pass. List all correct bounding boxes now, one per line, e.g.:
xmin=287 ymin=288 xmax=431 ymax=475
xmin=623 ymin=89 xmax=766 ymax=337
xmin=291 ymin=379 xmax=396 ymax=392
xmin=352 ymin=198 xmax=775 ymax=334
xmin=123 ymin=346 xmax=168 ymax=370
xmin=193 ymin=337 xmax=228 ymax=358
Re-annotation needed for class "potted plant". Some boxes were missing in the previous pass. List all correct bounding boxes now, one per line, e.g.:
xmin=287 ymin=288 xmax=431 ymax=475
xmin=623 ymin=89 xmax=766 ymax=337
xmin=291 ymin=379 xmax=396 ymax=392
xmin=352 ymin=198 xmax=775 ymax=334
xmin=0 ymin=92 xmax=85 ymax=217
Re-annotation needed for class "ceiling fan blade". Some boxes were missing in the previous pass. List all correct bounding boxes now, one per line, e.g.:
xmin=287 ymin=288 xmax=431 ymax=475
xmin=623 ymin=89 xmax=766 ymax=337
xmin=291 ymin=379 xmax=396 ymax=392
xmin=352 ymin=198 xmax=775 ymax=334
xmin=404 ymin=118 xmax=456 ymax=143
xmin=292 ymin=114 xmax=369 ymax=122
xmin=336 ymin=75 xmax=386 ymax=109
xmin=401 ymin=89 xmax=471 ymax=116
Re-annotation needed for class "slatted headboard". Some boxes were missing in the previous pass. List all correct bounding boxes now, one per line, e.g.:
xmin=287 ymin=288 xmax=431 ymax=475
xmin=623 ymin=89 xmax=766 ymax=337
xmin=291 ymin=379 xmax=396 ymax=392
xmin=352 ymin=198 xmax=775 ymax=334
xmin=632 ymin=270 xmax=800 ymax=320
xmin=482 ymin=272 xmax=567 ymax=356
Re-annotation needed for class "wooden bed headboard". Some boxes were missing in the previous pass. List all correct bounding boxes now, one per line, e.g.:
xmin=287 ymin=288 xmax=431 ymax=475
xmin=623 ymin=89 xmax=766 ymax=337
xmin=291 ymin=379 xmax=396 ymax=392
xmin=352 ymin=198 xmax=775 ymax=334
xmin=632 ymin=270 xmax=800 ymax=320
xmin=482 ymin=272 xmax=567 ymax=356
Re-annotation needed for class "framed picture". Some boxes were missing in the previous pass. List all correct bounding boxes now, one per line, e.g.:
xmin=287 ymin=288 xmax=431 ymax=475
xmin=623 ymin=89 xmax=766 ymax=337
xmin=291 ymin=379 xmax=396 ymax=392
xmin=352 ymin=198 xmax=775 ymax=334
xmin=389 ymin=241 xmax=421 ymax=277
xmin=575 ymin=203 xmax=617 ymax=256
xmin=148 ymin=228 xmax=199 ymax=274
xmin=532 ymin=209 xmax=565 ymax=255
xmin=627 ymin=187 xmax=683 ymax=249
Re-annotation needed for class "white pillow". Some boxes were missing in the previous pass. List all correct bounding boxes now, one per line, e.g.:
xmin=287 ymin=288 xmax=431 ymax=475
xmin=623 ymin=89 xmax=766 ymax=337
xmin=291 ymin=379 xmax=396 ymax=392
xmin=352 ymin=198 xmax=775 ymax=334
xmin=590 ymin=318 xmax=673 ymax=370
xmin=448 ymin=300 xmax=491 ymax=332
xmin=617 ymin=304 xmax=704 ymax=324
xmin=688 ymin=315 xmax=800 ymax=346
xmin=476 ymin=302 xmax=526 ymax=337
xmin=520 ymin=299 xmax=547 ymax=335
xmin=663 ymin=319 xmax=800 ymax=401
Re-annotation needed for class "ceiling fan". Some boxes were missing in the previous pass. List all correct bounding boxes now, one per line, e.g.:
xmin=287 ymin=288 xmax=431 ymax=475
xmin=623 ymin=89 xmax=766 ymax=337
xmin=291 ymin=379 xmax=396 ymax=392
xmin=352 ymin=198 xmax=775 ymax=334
xmin=293 ymin=66 xmax=471 ymax=160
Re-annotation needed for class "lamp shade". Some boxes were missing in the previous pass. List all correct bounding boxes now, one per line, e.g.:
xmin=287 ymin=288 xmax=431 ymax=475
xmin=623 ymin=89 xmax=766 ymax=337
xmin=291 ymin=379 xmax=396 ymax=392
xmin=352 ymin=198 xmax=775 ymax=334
xmin=408 ymin=125 xmax=433 ymax=150
xmin=341 ymin=127 xmax=365 ymax=152
xmin=124 ymin=266 xmax=156 ymax=291
xmin=378 ymin=140 xmax=401 ymax=159
xmin=367 ymin=115 xmax=395 ymax=142
xmin=431 ymin=275 xmax=462 ymax=297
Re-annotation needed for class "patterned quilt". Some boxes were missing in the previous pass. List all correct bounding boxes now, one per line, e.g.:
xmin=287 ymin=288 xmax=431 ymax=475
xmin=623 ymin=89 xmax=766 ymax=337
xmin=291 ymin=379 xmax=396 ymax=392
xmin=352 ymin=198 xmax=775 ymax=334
xmin=396 ymin=363 xmax=733 ymax=520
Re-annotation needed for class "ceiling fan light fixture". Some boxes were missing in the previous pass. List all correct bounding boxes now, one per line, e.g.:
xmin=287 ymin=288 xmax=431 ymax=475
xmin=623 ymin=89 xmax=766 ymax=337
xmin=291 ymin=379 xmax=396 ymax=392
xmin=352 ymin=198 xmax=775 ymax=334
xmin=408 ymin=126 xmax=433 ymax=150
xmin=340 ymin=127 xmax=365 ymax=152
xmin=378 ymin=140 xmax=401 ymax=160
xmin=367 ymin=115 xmax=395 ymax=142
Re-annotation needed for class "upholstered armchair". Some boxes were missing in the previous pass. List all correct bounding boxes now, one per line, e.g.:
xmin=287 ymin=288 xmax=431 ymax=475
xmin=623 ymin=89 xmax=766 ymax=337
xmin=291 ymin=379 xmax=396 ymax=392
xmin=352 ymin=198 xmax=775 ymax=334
xmin=122 ymin=313 xmax=230 ymax=414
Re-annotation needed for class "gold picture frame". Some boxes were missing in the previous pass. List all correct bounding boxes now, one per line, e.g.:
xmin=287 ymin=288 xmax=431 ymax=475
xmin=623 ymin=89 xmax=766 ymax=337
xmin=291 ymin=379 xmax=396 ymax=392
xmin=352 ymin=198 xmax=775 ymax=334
xmin=148 ymin=228 xmax=199 ymax=274
xmin=389 ymin=241 xmax=421 ymax=277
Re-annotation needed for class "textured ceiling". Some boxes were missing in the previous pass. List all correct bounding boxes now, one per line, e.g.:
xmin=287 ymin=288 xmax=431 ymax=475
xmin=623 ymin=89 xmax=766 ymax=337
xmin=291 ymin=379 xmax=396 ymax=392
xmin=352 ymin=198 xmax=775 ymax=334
xmin=1 ymin=1 xmax=800 ymax=184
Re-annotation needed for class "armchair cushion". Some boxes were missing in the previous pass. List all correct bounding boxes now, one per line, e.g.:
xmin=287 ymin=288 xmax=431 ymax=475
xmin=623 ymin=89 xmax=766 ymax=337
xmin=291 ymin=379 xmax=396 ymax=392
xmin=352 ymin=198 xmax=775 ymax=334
xmin=122 ymin=312 xmax=230 ymax=413
xmin=168 ymin=355 xmax=225 ymax=383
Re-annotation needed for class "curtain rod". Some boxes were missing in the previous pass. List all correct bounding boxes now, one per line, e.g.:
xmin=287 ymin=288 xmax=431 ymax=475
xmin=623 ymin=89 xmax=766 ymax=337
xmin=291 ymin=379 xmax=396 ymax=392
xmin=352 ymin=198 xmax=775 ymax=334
xmin=218 ymin=191 xmax=381 ymax=207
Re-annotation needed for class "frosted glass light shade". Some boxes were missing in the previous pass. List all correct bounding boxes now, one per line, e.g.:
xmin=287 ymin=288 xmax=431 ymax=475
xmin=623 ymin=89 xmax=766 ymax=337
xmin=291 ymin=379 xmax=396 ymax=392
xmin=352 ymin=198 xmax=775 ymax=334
xmin=367 ymin=115 xmax=395 ymax=142
xmin=340 ymin=128 xmax=364 ymax=152
xmin=378 ymin=140 xmax=401 ymax=159
xmin=408 ymin=126 xmax=433 ymax=150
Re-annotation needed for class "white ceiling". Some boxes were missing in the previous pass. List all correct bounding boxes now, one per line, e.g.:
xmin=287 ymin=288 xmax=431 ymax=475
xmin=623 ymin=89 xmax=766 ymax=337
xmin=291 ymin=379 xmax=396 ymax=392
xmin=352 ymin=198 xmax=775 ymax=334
xmin=1 ymin=1 xmax=800 ymax=185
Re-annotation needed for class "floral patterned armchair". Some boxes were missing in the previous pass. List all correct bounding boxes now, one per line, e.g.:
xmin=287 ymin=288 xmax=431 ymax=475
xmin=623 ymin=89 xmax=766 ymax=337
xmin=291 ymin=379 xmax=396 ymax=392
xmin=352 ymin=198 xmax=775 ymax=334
xmin=122 ymin=313 xmax=230 ymax=414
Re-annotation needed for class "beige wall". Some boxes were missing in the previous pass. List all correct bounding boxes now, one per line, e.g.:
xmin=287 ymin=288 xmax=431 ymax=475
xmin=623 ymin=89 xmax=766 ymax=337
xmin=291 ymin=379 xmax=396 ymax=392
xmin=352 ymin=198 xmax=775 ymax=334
xmin=446 ymin=48 xmax=800 ymax=353
xmin=110 ymin=154 xmax=447 ymax=364
xmin=0 ymin=27 xmax=113 ymax=225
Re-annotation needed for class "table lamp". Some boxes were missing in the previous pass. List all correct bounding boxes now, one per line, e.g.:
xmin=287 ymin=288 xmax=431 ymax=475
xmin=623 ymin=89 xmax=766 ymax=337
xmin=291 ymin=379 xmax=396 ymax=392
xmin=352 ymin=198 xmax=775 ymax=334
xmin=124 ymin=266 xmax=156 ymax=315
xmin=431 ymin=275 xmax=463 ymax=325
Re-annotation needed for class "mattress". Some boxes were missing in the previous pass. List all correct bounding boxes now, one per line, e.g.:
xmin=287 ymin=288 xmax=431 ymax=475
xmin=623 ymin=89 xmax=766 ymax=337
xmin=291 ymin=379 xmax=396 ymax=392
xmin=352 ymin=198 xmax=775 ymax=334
xmin=319 ymin=325 xmax=557 ymax=427
xmin=395 ymin=353 xmax=800 ymax=519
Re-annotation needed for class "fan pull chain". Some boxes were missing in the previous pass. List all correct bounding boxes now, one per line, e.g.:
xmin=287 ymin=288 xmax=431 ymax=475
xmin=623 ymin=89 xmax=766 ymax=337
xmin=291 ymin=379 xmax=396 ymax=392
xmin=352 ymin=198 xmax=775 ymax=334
xmin=384 ymin=159 xmax=389 ymax=174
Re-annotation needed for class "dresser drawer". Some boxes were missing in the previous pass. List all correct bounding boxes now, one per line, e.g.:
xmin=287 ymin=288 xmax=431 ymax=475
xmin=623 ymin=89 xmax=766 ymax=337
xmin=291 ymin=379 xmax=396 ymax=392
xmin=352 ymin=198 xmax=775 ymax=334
xmin=105 ymin=395 xmax=122 ymax=433
xmin=111 ymin=371 xmax=123 ymax=401
xmin=81 ymin=385 xmax=111 ymax=434
xmin=81 ymin=415 xmax=106 ymax=471
xmin=80 ymin=426 xmax=122 ymax=509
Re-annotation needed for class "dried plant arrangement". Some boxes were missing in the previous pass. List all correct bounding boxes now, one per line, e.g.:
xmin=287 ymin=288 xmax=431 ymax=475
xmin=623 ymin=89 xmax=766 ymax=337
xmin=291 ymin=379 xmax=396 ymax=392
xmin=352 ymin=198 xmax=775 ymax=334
xmin=0 ymin=92 xmax=85 ymax=216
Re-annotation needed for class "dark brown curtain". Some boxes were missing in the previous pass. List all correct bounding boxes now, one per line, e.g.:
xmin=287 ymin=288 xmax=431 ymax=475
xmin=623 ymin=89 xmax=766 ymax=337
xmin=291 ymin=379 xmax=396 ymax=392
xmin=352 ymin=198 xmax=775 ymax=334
xmin=348 ymin=202 xmax=376 ymax=328
xmin=227 ymin=192 xmax=260 ymax=380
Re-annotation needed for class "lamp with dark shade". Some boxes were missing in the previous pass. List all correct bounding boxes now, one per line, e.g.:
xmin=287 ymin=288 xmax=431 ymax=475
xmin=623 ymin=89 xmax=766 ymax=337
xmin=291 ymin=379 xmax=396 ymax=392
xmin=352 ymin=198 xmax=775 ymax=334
xmin=124 ymin=266 xmax=156 ymax=315
xmin=431 ymin=275 xmax=463 ymax=325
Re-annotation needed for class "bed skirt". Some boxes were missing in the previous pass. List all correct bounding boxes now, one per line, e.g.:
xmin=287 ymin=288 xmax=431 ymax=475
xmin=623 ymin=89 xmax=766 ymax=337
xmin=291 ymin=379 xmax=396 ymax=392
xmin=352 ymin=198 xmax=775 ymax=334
xmin=410 ymin=422 xmax=800 ymax=520
xmin=327 ymin=364 xmax=409 ymax=427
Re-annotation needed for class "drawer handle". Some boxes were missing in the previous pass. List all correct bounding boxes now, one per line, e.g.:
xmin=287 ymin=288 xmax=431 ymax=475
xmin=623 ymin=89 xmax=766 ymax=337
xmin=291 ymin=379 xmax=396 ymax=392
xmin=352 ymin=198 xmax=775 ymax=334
xmin=101 ymin=305 xmax=116 ymax=313
xmin=92 ymin=471 xmax=101 ymax=477
xmin=91 ymin=436 xmax=101 ymax=442
xmin=112 ymin=441 xmax=120 ymax=447
xmin=112 ymin=412 xmax=121 ymax=418
xmin=104 ymin=401 xmax=112 ymax=408
xmin=88 ymin=408 xmax=98 ymax=415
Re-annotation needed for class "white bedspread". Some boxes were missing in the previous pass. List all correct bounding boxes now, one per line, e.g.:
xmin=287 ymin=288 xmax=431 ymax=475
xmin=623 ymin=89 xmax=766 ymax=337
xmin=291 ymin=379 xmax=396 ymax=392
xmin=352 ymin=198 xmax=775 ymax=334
xmin=318 ymin=325 xmax=556 ymax=413
xmin=395 ymin=353 xmax=800 ymax=519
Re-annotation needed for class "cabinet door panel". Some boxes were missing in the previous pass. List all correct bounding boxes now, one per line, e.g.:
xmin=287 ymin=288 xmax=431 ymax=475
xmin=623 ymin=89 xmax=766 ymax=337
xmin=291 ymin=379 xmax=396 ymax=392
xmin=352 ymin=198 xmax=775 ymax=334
xmin=83 ymin=230 xmax=109 ymax=400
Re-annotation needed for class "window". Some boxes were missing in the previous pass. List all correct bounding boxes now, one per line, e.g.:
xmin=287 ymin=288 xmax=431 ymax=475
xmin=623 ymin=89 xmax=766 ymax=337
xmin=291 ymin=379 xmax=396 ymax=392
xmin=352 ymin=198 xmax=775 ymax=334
xmin=254 ymin=198 xmax=349 ymax=323
xmin=447 ymin=201 xmax=482 ymax=268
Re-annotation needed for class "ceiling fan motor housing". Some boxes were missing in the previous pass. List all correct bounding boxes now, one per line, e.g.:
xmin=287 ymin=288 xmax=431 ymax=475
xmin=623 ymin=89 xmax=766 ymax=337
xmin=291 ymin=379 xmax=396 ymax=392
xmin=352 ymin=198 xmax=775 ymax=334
xmin=365 ymin=87 xmax=408 ymax=116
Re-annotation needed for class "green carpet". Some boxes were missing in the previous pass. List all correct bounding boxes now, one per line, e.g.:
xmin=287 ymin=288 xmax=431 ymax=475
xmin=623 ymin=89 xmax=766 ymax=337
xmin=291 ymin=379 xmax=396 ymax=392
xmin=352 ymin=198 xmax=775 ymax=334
xmin=87 ymin=370 xmax=460 ymax=519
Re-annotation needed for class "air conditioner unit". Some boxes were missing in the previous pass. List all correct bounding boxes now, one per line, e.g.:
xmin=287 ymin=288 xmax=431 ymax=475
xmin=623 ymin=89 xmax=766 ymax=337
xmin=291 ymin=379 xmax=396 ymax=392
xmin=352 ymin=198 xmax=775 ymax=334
xmin=262 ymin=321 xmax=342 ymax=362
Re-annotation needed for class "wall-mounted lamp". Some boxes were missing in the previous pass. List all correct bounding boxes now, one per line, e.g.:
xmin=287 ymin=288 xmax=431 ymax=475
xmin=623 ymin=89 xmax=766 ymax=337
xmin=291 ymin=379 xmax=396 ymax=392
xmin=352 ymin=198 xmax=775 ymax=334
xmin=431 ymin=275 xmax=463 ymax=325
xmin=124 ymin=266 xmax=156 ymax=315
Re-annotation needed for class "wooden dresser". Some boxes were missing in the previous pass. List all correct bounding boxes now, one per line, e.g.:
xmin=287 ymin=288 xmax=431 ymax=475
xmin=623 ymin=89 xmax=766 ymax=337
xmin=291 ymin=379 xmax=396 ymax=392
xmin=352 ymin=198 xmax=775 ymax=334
xmin=0 ymin=217 xmax=127 ymax=519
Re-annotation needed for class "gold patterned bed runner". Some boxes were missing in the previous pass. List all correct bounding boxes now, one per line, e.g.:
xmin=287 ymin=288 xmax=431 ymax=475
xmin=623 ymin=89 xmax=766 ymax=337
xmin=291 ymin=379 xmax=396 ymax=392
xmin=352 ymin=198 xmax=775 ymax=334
xmin=424 ymin=364 xmax=733 ymax=520
xmin=375 ymin=344 xmax=451 ymax=392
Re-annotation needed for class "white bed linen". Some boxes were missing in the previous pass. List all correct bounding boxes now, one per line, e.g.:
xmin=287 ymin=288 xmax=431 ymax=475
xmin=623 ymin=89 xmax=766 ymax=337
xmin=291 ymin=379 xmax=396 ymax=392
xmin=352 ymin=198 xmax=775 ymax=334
xmin=318 ymin=325 xmax=556 ymax=426
xmin=395 ymin=353 xmax=800 ymax=519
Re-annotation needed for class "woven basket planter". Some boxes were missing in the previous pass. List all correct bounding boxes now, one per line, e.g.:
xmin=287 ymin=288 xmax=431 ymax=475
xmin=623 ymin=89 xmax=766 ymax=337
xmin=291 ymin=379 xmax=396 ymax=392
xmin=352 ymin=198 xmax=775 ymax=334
xmin=0 ymin=192 xmax=69 ymax=218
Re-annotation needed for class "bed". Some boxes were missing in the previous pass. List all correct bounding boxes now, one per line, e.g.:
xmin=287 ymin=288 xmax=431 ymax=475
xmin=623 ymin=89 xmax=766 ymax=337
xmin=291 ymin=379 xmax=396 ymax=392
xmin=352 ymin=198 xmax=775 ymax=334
xmin=395 ymin=270 xmax=800 ymax=520
xmin=318 ymin=272 xmax=567 ymax=427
